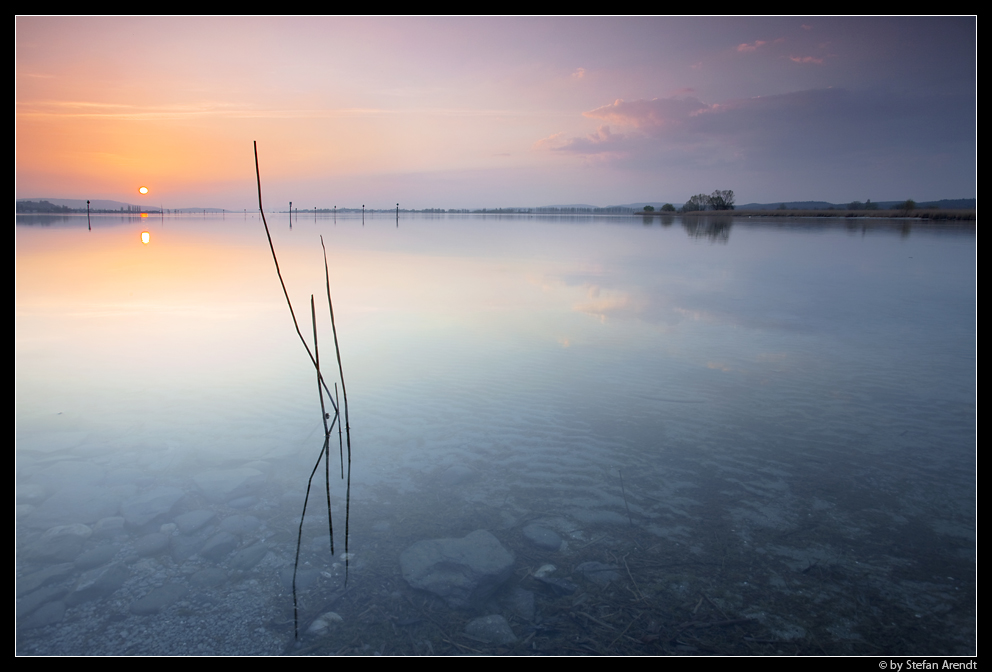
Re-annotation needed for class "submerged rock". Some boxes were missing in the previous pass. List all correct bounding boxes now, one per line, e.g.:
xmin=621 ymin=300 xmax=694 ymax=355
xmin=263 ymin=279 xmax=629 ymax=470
xmin=92 ymin=516 xmax=127 ymax=539
xmin=306 ymin=611 xmax=343 ymax=636
xmin=174 ymin=510 xmax=216 ymax=534
xmin=278 ymin=567 xmax=319 ymax=592
xmin=199 ymin=532 xmax=239 ymax=562
xmin=535 ymin=576 xmax=578 ymax=596
xmin=130 ymin=582 xmax=188 ymax=615
xmin=135 ymin=532 xmax=171 ymax=556
xmin=219 ymin=514 xmax=261 ymax=535
xmin=18 ymin=563 xmax=75 ymax=597
xmin=17 ymin=584 xmax=69 ymax=618
xmin=400 ymin=529 xmax=514 ymax=609
xmin=193 ymin=468 xmax=264 ymax=503
xmin=27 ymin=485 xmax=130 ymax=528
xmin=465 ymin=614 xmax=517 ymax=644
xmin=121 ymin=486 xmax=185 ymax=528
xmin=534 ymin=563 xmax=557 ymax=578
xmin=575 ymin=561 xmax=620 ymax=587
xmin=27 ymin=523 xmax=92 ymax=562
xmin=522 ymin=524 xmax=562 ymax=551
xmin=227 ymin=496 xmax=258 ymax=509
xmin=66 ymin=563 xmax=129 ymax=605
xmin=18 ymin=600 xmax=66 ymax=630
xmin=504 ymin=586 xmax=535 ymax=621
xmin=230 ymin=541 xmax=268 ymax=570
xmin=74 ymin=545 xmax=118 ymax=570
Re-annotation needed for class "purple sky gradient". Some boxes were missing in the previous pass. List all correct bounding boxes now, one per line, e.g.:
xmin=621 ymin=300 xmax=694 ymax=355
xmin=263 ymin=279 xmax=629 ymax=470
xmin=16 ymin=16 xmax=975 ymax=210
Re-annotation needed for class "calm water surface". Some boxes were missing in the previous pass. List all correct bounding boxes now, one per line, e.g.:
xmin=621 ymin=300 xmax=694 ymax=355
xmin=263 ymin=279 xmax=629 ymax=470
xmin=15 ymin=213 xmax=975 ymax=655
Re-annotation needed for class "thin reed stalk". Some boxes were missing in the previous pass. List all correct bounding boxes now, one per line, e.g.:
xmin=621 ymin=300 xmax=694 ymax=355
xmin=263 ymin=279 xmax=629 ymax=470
xmin=321 ymin=235 xmax=352 ymax=575
xmin=254 ymin=141 xmax=352 ymax=639
xmin=291 ymin=424 xmax=336 ymax=640
xmin=335 ymin=383 xmax=343 ymax=479
xmin=311 ymin=296 xmax=334 ymax=555
xmin=253 ymin=143 xmax=338 ymax=413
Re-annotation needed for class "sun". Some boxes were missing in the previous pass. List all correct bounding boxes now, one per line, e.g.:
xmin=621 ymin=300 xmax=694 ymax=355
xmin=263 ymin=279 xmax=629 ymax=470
xmin=138 ymin=186 xmax=149 ymax=195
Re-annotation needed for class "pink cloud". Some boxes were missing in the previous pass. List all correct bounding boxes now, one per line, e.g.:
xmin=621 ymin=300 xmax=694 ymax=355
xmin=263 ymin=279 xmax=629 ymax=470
xmin=533 ymin=132 xmax=565 ymax=150
xmin=534 ymin=126 xmax=626 ymax=154
xmin=540 ymin=88 xmax=939 ymax=165
xmin=582 ymin=97 xmax=710 ymax=130
xmin=538 ymin=96 xmax=715 ymax=156
xmin=790 ymin=55 xmax=824 ymax=64
xmin=737 ymin=40 xmax=767 ymax=53
xmin=738 ymin=38 xmax=784 ymax=53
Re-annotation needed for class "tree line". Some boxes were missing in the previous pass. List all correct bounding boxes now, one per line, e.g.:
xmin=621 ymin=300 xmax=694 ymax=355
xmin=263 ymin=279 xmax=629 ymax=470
xmin=682 ymin=190 xmax=735 ymax=212
xmin=642 ymin=190 xmax=735 ymax=214
xmin=16 ymin=200 xmax=72 ymax=213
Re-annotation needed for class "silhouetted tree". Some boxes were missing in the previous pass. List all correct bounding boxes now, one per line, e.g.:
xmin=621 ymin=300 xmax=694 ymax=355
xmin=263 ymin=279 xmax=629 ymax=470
xmin=709 ymin=190 xmax=735 ymax=210
xmin=682 ymin=194 xmax=710 ymax=212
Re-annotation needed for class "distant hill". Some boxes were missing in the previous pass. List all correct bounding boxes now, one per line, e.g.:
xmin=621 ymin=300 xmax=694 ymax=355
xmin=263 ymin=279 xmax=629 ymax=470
xmin=17 ymin=197 xmax=138 ymax=211
xmin=16 ymin=198 xmax=228 ymax=213
xmin=913 ymin=198 xmax=976 ymax=210
xmin=17 ymin=196 xmax=974 ymax=215
xmin=738 ymin=201 xmax=835 ymax=210
xmin=738 ymin=198 xmax=975 ymax=211
xmin=537 ymin=203 xmax=600 ymax=210
xmin=16 ymin=200 xmax=74 ymax=214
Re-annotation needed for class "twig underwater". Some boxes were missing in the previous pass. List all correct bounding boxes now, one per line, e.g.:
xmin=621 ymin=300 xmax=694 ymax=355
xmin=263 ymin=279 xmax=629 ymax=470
xmin=253 ymin=141 xmax=352 ymax=641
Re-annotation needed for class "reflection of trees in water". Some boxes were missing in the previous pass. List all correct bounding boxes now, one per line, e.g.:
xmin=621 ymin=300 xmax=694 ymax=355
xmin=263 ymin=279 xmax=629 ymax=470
xmin=682 ymin=216 xmax=733 ymax=243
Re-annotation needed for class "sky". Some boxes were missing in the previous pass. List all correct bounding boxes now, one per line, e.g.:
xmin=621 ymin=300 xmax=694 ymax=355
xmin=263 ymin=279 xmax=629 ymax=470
xmin=16 ymin=16 xmax=976 ymax=210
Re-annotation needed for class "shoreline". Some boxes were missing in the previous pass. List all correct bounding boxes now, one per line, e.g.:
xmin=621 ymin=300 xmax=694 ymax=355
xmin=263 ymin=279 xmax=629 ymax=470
xmin=636 ymin=208 xmax=975 ymax=221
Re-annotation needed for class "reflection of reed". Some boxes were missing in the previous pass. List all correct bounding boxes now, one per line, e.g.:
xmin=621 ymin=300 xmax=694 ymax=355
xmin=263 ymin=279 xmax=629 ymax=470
xmin=253 ymin=142 xmax=352 ymax=640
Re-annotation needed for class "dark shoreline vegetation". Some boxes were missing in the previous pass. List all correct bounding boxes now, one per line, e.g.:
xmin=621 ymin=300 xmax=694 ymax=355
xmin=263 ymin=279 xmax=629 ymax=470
xmin=14 ymin=205 xmax=976 ymax=223
xmin=16 ymin=210 xmax=976 ymax=229
xmin=638 ymin=209 xmax=976 ymax=221
xmin=16 ymin=198 xmax=976 ymax=219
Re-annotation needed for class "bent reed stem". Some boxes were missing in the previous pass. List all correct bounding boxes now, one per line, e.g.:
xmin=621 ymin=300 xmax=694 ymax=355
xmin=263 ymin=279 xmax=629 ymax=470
xmin=254 ymin=141 xmax=351 ymax=638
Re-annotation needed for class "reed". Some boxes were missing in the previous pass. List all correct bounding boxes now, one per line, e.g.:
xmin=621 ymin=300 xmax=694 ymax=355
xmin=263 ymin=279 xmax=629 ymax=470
xmin=253 ymin=141 xmax=352 ymax=640
xmin=321 ymin=235 xmax=352 ymax=567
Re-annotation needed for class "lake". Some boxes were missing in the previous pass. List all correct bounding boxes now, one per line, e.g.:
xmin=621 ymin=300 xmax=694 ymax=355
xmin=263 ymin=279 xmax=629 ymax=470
xmin=15 ymin=212 xmax=976 ymax=655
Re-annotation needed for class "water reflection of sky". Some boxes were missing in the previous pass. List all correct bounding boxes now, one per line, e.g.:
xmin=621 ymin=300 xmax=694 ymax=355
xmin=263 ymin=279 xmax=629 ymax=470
xmin=16 ymin=215 xmax=975 ymax=465
xmin=16 ymin=214 xmax=975 ymax=654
